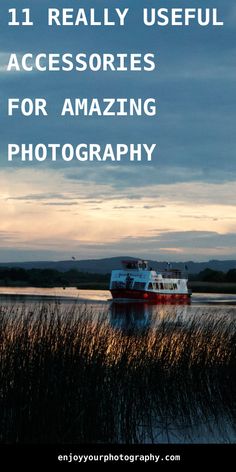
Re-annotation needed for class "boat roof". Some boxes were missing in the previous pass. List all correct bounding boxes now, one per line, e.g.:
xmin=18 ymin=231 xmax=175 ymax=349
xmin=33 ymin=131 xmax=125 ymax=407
xmin=121 ymin=260 xmax=148 ymax=270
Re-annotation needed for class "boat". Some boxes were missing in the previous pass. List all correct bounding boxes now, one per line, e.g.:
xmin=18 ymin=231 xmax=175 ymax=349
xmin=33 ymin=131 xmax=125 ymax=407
xmin=109 ymin=260 xmax=191 ymax=303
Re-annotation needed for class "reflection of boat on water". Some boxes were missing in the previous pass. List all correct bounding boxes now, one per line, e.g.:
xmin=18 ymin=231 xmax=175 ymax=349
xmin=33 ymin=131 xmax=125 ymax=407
xmin=110 ymin=260 xmax=191 ymax=303
xmin=109 ymin=302 xmax=151 ymax=330
xmin=109 ymin=302 xmax=189 ymax=331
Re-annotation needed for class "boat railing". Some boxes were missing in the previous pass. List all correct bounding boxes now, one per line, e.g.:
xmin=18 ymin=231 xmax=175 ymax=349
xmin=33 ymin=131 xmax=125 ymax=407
xmin=160 ymin=270 xmax=188 ymax=279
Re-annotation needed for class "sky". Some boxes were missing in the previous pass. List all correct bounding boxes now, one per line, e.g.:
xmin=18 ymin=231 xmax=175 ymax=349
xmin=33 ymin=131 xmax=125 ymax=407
xmin=0 ymin=0 xmax=236 ymax=262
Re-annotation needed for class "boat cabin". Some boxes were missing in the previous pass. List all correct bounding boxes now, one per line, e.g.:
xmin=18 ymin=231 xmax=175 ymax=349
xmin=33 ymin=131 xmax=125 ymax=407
xmin=122 ymin=260 xmax=149 ymax=271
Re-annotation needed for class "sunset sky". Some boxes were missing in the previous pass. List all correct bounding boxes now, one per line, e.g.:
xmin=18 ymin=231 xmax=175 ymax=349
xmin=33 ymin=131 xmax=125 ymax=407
xmin=0 ymin=0 xmax=236 ymax=262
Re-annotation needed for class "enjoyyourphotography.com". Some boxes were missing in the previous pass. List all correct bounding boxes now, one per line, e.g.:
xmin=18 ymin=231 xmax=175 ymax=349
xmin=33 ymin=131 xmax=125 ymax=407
xmin=57 ymin=453 xmax=181 ymax=464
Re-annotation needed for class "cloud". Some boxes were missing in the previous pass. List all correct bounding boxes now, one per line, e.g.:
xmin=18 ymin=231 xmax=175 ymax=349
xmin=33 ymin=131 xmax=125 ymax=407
xmin=85 ymin=230 xmax=236 ymax=260
xmin=85 ymin=200 xmax=104 ymax=204
xmin=42 ymin=202 xmax=78 ymax=206
xmin=0 ymin=231 xmax=19 ymax=243
xmin=0 ymin=53 xmax=9 ymax=73
xmin=7 ymin=193 xmax=77 ymax=201
xmin=0 ymin=1 xmax=235 ymax=262
xmin=113 ymin=205 xmax=134 ymax=209
xmin=65 ymin=162 xmax=236 ymax=189
xmin=143 ymin=205 xmax=166 ymax=209
xmin=1 ymin=0 xmax=236 ymax=189
xmin=0 ymin=52 xmax=36 ymax=76
xmin=1 ymin=227 xmax=236 ymax=262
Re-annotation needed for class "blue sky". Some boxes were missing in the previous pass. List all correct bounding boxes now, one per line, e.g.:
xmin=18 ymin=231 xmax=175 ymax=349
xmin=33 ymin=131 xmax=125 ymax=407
xmin=0 ymin=0 xmax=236 ymax=262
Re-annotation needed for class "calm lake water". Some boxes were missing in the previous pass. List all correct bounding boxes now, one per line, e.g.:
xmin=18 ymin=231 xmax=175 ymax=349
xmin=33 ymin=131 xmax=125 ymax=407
xmin=1 ymin=288 xmax=236 ymax=330
xmin=1 ymin=286 xmax=236 ymax=305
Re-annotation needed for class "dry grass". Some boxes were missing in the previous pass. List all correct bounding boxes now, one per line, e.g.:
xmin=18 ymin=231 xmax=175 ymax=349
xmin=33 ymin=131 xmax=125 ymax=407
xmin=0 ymin=303 xmax=236 ymax=444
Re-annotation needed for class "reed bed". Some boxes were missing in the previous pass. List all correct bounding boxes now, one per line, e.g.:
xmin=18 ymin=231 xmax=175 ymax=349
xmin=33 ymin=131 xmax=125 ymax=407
xmin=0 ymin=303 xmax=236 ymax=444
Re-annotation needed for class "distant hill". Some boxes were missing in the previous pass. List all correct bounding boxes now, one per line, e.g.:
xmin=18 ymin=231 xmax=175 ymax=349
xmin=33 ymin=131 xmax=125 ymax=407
xmin=0 ymin=257 xmax=236 ymax=275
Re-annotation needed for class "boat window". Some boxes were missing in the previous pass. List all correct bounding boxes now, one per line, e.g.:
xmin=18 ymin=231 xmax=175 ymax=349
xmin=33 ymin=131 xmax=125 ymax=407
xmin=160 ymin=283 xmax=164 ymax=290
xmin=148 ymin=283 xmax=153 ymax=290
xmin=112 ymin=281 xmax=125 ymax=289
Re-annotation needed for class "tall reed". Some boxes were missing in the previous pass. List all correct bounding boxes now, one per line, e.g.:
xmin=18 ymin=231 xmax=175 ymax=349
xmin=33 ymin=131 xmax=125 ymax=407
xmin=0 ymin=303 xmax=235 ymax=443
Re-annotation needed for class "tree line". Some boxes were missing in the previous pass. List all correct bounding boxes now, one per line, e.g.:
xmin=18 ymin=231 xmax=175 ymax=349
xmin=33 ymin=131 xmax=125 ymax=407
xmin=189 ymin=268 xmax=236 ymax=283
xmin=0 ymin=266 xmax=236 ymax=287
xmin=0 ymin=268 xmax=109 ymax=288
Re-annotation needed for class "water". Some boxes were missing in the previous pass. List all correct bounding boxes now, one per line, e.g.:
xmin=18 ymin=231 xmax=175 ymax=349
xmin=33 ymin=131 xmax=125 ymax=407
xmin=1 ymin=286 xmax=236 ymax=305
xmin=0 ymin=286 xmax=108 ymax=303
xmin=1 ymin=287 xmax=236 ymax=329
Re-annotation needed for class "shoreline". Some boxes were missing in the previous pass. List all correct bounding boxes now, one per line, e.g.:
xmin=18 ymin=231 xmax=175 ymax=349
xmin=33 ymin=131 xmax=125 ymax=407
xmin=0 ymin=288 xmax=236 ymax=307
xmin=1 ymin=283 xmax=236 ymax=295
